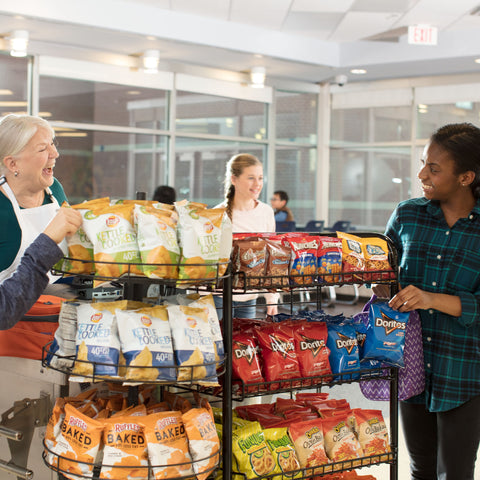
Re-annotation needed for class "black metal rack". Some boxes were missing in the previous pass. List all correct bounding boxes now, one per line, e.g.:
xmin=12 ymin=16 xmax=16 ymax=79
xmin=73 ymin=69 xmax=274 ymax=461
xmin=221 ymin=231 xmax=399 ymax=480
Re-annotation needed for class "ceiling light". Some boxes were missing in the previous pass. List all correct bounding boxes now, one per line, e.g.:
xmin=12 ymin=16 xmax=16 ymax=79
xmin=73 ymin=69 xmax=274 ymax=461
xmin=475 ymin=58 xmax=480 ymax=64
xmin=350 ymin=68 xmax=367 ymax=75
xmin=8 ymin=30 xmax=29 ymax=57
xmin=0 ymin=89 xmax=13 ymax=95
xmin=250 ymin=66 xmax=266 ymax=88
xmin=143 ymin=49 xmax=160 ymax=74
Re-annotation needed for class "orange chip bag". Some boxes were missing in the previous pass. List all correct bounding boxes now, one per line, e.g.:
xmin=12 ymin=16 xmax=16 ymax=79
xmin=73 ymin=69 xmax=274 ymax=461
xmin=81 ymin=203 xmax=143 ymax=279
xmin=139 ymin=411 xmax=194 ymax=479
xmin=99 ymin=416 xmax=149 ymax=479
xmin=352 ymin=409 xmax=390 ymax=461
xmin=50 ymin=403 xmax=104 ymax=479
xmin=182 ymin=407 xmax=220 ymax=480
xmin=360 ymin=237 xmax=395 ymax=282
xmin=322 ymin=412 xmax=363 ymax=470
xmin=44 ymin=397 xmax=66 ymax=467
xmin=134 ymin=204 xmax=180 ymax=279
xmin=288 ymin=418 xmax=330 ymax=476
xmin=336 ymin=231 xmax=365 ymax=282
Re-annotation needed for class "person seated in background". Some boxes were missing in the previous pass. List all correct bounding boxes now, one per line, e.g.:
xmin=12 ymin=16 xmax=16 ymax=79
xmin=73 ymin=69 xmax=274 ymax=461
xmin=153 ymin=185 xmax=176 ymax=204
xmin=271 ymin=190 xmax=294 ymax=222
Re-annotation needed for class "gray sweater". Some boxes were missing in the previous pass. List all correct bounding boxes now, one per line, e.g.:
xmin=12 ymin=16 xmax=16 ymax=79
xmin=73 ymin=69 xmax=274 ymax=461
xmin=0 ymin=233 xmax=63 ymax=330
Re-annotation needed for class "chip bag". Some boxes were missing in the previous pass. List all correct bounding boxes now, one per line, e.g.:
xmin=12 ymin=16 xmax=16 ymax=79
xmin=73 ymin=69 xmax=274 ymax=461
xmin=100 ymin=416 xmax=149 ymax=479
xmin=282 ymin=235 xmax=320 ymax=286
xmin=175 ymin=201 xmax=226 ymax=281
xmin=232 ymin=422 xmax=276 ymax=479
xmin=166 ymin=304 xmax=217 ymax=384
xmin=336 ymin=232 xmax=365 ymax=282
xmin=50 ymin=403 xmax=104 ymax=480
xmin=288 ymin=418 xmax=330 ymax=476
xmin=116 ymin=305 xmax=176 ymax=382
xmin=360 ymin=236 xmax=395 ymax=282
xmin=352 ymin=409 xmax=390 ymax=461
xmin=317 ymin=236 xmax=343 ymax=283
xmin=139 ymin=411 xmax=194 ymax=479
xmin=81 ymin=203 xmax=143 ymax=279
xmin=134 ymin=204 xmax=180 ymax=279
xmin=182 ymin=407 xmax=220 ymax=480
xmin=263 ymin=427 xmax=301 ymax=477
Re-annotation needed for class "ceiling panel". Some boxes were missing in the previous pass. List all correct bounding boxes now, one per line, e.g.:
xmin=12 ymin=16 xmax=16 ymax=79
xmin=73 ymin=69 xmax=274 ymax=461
xmin=351 ymin=0 xmax=417 ymax=13
xmin=290 ymin=0 xmax=355 ymax=13
xmin=329 ymin=12 xmax=400 ymax=42
xmin=170 ymin=0 xmax=230 ymax=20
xmin=282 ymin=12 xmax=343 ymax=39
xmin=230 ymin=0 xmax=291 ymax=29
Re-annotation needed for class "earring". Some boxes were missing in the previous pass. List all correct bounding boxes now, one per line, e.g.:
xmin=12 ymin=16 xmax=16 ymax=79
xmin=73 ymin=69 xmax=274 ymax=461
xmin=14 ymin=171 xmax=18 ymax=177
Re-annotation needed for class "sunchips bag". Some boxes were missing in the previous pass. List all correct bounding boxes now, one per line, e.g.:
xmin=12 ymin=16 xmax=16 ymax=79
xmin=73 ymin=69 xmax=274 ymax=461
xmin=81 ymin=203 xmax=143 ymax=279
xmin=175 ymin=201 xmax=226 ymax=281
xmin=134 ymin=204 xmax=180 ymax=279
xmin=116 ymin=305 xmax=176 ymax=382
xmin=58 ymin=198 xmax=110 ymax=275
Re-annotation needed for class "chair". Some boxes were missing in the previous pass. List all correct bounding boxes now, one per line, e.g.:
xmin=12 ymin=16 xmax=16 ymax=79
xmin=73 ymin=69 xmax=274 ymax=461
xmin=304 ymin=220 xmax=325 ymax=232
xmin=276 ymin=220 xmax=296 ymax=232
xmin=325 ymin=220 xmax=352 ymax=232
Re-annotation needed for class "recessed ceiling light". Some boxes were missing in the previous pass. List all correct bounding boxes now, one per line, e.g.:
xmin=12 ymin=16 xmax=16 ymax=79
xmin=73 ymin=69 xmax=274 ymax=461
xmin=0 ymin=89 xmax=13 ymax=95
xmin=475 ymin=58 xmax=480 ymax=64
xmin=127 ymin=90 xmax=141 ymax=95
xmin=350 ymin=68 xmax=367 ymax=75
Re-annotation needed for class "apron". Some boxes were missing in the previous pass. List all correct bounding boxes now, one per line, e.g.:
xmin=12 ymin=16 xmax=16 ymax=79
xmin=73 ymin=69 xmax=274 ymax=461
xmin=0 ymin=176 xmax=67 ymax=284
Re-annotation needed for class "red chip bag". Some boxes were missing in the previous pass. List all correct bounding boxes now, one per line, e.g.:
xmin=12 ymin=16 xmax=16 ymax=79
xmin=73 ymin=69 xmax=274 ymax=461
xmin=232 ymin=331 xmax=265 ymax=385
xmin=282 ymin=235 xmax=320 ymax=286
xmin=294 ymin=320 xmax=332 ymax=380
xmin=317 ymin=236 xmax=343 ymax=283
xmin=255 ymin=322 xmax=301 ymax=389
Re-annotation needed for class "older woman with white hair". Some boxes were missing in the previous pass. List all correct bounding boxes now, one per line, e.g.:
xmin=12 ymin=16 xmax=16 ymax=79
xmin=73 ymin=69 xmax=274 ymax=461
xmin=0 ymin=114 xmax=70 ymax=283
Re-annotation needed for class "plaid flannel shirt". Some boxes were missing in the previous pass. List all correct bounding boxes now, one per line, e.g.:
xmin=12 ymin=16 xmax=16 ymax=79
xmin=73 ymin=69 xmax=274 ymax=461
xmin=385 ymin=197 xmax=480 ymax=412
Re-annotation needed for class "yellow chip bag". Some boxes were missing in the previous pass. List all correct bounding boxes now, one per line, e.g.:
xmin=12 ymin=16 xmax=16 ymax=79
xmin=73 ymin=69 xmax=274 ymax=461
xmin=50 ymin=403 xmax=104 ymax=480
xmin=134 ymin=204 xmax=180 ymax=279
xmin=232 ymin=422 xmax=276 ymax=479
xmin=116 ymin=305 xmax=176 ymax=382
xmin=81 ymin=204 xmax=143 ymax=279
xmin=99 ymin=416 xmax=149 ymax=479
xmin=139 ymin=411 xmax=194 ymax=479
xmin=58 ymin=198 xmax=110 ymax=274
xmin=175 ymin=201 xmax=226 ymax=281
xmin=182 ymin=407 xmax=220 ymax=480
xmin=263 ymin=427 xmax=301 ymax=478
xmin=166 ymin=304 xmax=217 ymax=384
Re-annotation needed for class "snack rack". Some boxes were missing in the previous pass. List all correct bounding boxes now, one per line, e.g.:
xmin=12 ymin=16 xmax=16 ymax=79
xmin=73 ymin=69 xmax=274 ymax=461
xmin=41 ymin=231 xmax=400 ymax=480
xmin=220 ymin=231 xmax=400 ymax=480
xmin=41 ymin=261 xmax=231 ymax=480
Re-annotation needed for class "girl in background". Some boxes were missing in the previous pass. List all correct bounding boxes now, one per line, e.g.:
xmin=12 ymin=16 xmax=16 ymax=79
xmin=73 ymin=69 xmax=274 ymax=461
xmin=215 ymin=153 xmax=278 ymax=318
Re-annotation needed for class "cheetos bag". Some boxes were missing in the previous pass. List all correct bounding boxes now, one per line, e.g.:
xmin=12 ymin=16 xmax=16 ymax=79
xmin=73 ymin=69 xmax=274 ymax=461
xmin=356 ymin=295 xmax=425 ymax=401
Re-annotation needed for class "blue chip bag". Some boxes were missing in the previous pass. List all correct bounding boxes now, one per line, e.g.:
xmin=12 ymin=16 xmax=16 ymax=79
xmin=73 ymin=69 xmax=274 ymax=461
xmin=326 ymin=321 xmax=360 ymax=379
xmin=363 ymin=301 xmax=409 ymax=367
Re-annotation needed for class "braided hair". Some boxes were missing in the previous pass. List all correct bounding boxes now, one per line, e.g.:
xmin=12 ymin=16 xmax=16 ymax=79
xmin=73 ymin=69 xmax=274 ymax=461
xmin=223 ymin=153 xmax=262 ymax=220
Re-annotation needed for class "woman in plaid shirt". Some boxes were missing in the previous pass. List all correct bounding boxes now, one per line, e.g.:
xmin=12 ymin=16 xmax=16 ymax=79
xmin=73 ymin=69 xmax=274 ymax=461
xmin=384 ymin=123 xmax=480 ymax=479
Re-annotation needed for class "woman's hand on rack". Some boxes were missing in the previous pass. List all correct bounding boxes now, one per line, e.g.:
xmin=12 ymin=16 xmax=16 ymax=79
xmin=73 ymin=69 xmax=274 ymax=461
xmin=43 ymin=207 xmax=82 ymax=244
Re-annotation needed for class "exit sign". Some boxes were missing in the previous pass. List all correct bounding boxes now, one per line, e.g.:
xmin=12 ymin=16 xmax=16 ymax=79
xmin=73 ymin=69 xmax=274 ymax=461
xmin=408 ymin=24 xmax=438 ymax=45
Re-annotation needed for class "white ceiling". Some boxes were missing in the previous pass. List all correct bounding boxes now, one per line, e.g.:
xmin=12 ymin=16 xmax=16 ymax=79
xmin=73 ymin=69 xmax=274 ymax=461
xmin=2 ymin=0 xmax=480 ymax=86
